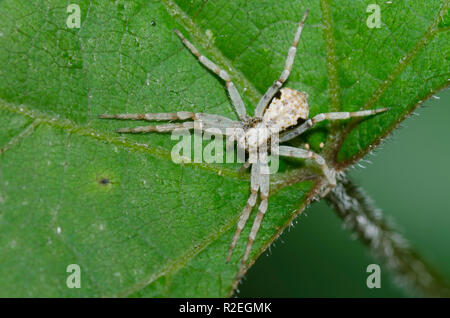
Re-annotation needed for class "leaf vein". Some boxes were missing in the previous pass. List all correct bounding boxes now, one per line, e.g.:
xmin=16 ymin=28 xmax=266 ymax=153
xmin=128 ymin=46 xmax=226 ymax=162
xmin=320 ymin=0 xmax=341 ymax=113
xmin=361 ymin=1 xmax=448 ymax=111
xmin=0 ymin=119 xmax=40 ymax=156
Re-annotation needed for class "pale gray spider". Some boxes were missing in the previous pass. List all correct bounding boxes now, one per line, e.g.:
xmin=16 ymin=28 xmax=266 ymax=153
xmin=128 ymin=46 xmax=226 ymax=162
xmin=100 ymin=10 xmax=388 ymax=280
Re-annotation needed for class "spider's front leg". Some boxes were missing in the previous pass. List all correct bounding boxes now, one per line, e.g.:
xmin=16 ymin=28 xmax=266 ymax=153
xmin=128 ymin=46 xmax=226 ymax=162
xmin=254 ymin=10 xmax=309 ymax=117
xmin=99 ymin=111 xmax=238 ymax=134
xmin=174 ymin=29 xmax=248 ymax=121
xmin=99 ymin=111 xmax=197 ymax=133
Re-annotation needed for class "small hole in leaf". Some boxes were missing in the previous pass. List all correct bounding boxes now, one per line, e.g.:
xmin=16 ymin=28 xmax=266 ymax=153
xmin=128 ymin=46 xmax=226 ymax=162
xmin=98 ymin=178 xmax=110 ymax=185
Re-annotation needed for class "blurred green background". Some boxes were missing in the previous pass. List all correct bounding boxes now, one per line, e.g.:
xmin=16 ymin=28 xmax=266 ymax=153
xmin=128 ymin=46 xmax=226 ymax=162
xmin=240 ymin=89 xmax=450 ymax=297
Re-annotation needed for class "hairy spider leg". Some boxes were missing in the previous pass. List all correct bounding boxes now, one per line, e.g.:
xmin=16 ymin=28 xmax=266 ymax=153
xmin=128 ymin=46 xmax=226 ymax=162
xmin=277 ymin=145 xmax=335 ymax=186
xmin=114 ymin=122 xmax=196 ymax=133
xmin=99 ymin=112 xmax=238 ymax=134
xmin=99 ymin=111 xmax=196 ymax=121
xmin=280 ymin=108 xmax=389 ymax=142
xmin=237 ymin=158 xmax=270 ymax=280
xmin=174 ymin=29 xmax=247 ymax=121
xmin=227 ymin=162 xmax=260 ymax=263
xmin=254 ymin=10 xmax=309 ymax=118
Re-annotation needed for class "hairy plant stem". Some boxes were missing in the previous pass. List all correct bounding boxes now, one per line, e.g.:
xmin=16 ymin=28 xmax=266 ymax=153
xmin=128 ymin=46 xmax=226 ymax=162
xmin=326 ymin=174 xmax=450 ymax=297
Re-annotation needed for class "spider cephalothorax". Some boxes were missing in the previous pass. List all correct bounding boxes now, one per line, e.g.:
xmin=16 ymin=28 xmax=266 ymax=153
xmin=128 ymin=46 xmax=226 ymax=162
xmin=236 ymin=88 xmax=309 ymax=152
xmin=241 ymin=116 xmax=262 ymax=130
xmin=100 ymin=9 xmax=388 ymax=283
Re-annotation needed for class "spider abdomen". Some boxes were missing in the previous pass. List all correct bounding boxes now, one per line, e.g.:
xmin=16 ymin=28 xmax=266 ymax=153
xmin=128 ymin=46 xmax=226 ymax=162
xmin=263 ymin=87 xmax=309 ymax=132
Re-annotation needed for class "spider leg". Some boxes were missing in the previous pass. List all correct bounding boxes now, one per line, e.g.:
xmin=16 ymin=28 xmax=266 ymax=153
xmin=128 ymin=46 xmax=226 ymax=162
xmin=280 ymin=107 xmax=389 ymax=142
xmin=100 ymin=111 xmax=240 ymax=135
xmin=115 ymin=121 xmax=240 ymax=135
xmin=254 ymin=10 xmax=309 ymax=117
xmin=99 ymin=111 xmax=195 ymax=121
xmin=115 ymin=122 xmax=196 ymax=133
xmin=100 ymin=111 xmax=236 ymax=125
xmin=226 ymin=162 xmax=260 ymax=263
xmin=236 ymin=160 xmax=270 ymax=279
xmin=174 ymin=29 xmax=247 ymax=121
xmin=196 ymin=113 xmax=237 ymax=128
xmin=276 ymin=145 xmax=336 ymax=189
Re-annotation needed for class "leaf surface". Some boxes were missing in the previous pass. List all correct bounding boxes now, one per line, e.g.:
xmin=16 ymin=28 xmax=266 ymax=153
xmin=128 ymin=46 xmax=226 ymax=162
xmin=0 ymin=0 xmax=448 ymax=296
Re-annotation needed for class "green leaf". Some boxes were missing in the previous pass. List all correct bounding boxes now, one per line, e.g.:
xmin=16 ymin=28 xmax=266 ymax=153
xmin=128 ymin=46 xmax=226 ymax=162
xmin=0 ymin=0 xmax=448 ymax=297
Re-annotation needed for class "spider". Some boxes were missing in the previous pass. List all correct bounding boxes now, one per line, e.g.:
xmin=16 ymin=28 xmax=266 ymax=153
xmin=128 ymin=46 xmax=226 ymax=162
xmin=100 ymin=10 xmax=388 ymax=281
